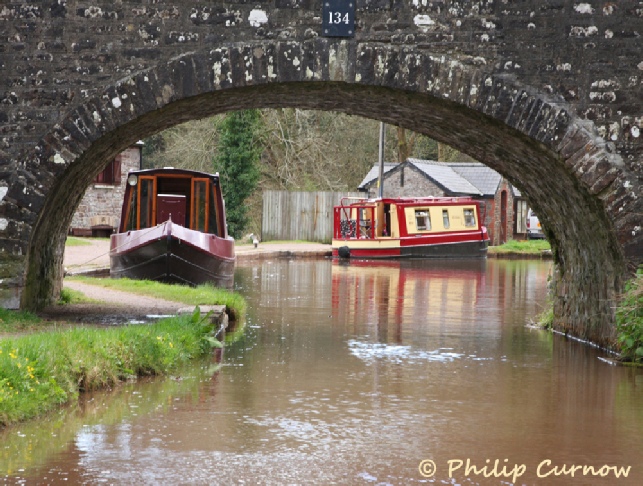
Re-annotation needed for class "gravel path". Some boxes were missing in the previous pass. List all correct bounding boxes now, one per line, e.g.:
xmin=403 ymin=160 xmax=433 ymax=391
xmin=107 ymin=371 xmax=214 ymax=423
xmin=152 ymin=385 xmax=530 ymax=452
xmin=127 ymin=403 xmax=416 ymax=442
xmin=40 ymin=280 xmax=189 ymax=325
xmin=64 ymin=239 xmax=111 ymax=273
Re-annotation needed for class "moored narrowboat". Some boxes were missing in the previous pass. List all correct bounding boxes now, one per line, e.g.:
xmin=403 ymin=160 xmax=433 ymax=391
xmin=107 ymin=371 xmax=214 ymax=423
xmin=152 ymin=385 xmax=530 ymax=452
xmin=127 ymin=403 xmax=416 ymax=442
xmin=110 ymin=168 xmax=235 ymax=287
xmin=332 ymin=196 xmax=489 ymax=259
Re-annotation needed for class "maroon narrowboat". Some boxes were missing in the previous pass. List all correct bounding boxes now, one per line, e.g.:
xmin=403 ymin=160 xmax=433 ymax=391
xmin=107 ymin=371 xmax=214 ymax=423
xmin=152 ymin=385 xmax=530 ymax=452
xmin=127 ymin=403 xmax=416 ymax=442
xmin=332 ymin=196 xmax=489 ymax=259
xmin=110 ymin=168 xmax=235 ymax=287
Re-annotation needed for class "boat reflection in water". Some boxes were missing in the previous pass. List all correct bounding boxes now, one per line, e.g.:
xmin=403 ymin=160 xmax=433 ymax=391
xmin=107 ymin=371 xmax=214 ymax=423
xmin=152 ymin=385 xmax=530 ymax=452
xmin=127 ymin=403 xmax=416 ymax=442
xmin=332 ymin=259 xmax=486 ymax=340
xmin=331 ymin=258 xmax=551 ymax=347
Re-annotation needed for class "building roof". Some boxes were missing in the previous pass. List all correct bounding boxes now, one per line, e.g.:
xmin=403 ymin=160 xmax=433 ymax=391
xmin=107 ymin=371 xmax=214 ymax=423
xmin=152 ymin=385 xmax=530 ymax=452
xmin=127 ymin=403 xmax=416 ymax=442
xmin=448 ymin=162 xmax=501 ymax=196
xmin=360 ymin=158 xmax=522 ymax=197
xmin=357 ymin=162 xmax=398 ymax=190
xmin=410 ymin=160 xmax=483 ymax=195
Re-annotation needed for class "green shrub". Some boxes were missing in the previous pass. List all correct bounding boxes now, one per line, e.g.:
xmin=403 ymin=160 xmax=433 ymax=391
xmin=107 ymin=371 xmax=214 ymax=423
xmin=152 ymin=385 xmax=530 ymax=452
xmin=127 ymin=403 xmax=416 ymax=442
xmin=537 ymin=303 xmax=554 ymax=331
xmin=616 ymin=267 xmax=643 ymax=363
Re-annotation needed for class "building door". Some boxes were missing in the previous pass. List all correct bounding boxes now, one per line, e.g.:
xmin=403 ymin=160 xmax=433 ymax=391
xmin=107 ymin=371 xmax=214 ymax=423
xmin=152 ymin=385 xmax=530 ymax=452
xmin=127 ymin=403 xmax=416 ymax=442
xmin=500 ymin=190 xmax=507 ymax=244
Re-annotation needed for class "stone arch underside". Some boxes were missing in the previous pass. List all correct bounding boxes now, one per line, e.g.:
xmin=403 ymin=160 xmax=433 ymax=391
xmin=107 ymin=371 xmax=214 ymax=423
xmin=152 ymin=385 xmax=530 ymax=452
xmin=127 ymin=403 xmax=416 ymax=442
xmin=9 ymin=44 xmax=641 ymax=348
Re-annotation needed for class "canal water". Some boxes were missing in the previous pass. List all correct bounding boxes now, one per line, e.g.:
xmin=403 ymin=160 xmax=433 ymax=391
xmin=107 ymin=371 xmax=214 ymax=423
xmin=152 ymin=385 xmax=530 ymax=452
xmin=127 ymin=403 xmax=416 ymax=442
xmin=2 ymin=259 xmax=642 ymax=485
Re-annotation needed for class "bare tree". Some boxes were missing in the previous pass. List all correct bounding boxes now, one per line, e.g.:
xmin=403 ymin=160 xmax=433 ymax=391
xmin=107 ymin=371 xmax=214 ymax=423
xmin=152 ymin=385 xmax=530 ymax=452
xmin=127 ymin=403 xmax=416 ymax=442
xmin=142 ymin=109 xmax=474 ymax=234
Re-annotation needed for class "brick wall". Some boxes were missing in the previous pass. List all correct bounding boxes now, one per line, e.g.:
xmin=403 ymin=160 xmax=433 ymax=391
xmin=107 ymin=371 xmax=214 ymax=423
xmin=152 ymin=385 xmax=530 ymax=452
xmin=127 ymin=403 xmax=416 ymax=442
xmin=492 ymin=179 xmax=516 ymax=246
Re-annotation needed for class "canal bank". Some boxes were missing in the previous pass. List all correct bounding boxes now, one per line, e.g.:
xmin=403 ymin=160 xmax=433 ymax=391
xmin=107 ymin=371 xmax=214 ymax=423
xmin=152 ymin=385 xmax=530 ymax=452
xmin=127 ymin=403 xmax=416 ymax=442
xmin=63 ymin=239 xmax=549 ymax=277
xmin=63 ymin=239 xmax=333 ymax=276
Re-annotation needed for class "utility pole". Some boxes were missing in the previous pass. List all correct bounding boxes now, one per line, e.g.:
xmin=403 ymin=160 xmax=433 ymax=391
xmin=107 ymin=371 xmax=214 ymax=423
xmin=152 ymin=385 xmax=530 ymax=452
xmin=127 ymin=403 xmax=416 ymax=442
xmin=378 ymin=122 xmax=385 ymax=198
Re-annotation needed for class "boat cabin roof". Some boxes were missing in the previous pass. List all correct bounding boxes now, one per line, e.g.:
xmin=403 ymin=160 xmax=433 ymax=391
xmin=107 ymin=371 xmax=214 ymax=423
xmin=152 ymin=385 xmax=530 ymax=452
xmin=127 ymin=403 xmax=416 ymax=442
xmin=128 ymin=167 xmax=220 ymax=181
xmin=340 ymin=196 xmax=476 ymax=206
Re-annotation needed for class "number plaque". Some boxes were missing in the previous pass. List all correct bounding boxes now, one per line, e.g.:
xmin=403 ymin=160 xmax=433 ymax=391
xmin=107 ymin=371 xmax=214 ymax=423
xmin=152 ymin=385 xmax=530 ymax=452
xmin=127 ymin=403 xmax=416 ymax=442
xmin=322 ymin=1 xmax=355 ymax=37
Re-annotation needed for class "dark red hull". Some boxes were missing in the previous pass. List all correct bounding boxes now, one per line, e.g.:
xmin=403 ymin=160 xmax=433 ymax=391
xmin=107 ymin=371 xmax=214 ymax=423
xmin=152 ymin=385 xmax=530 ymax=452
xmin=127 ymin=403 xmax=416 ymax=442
xmin=110 ymin=220 xmax=235 ymax=288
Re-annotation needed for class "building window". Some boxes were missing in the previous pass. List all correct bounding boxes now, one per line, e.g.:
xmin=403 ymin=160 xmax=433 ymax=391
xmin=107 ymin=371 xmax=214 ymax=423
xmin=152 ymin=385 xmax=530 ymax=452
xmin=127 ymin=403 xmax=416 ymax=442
xmin=95 ymin=157 xmax=122 ymax=185
xmin=463 ymin=208 xmax=476 ymax=227
xmin=442 ymin=209 xmax=450 ymax=229
xmin=415 ymin=210 xmax=430 ymax=230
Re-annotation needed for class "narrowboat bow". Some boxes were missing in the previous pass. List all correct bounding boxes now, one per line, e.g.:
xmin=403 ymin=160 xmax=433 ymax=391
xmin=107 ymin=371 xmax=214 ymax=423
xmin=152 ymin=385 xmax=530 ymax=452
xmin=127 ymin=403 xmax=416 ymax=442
xmin=332 ymin=196 xmax=489 ymax=259
xmin=110 ymin=168 xmax=235 ymax=287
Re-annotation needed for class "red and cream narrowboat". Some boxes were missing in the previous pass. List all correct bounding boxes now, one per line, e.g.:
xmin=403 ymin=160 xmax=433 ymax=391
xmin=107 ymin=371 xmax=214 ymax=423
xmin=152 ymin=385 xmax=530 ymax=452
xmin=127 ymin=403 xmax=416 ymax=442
xmin=110 ymin=168 xmax=235 ymax=287
xmin=332 ymin=196 xmax=489 ymax=259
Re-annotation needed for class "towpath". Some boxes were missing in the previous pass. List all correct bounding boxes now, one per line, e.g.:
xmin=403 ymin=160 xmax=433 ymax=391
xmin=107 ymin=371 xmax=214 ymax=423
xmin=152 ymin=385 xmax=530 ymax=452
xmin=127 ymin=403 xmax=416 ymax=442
xmin=63 ymin=239 xmax=331 ymax=275
xmin=40 ymin=239 xmax=332 ymax=324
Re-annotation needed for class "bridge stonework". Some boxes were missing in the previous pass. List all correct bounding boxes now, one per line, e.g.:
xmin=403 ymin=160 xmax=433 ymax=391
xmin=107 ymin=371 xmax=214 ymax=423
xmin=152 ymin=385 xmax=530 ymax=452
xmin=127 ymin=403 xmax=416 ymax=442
xmin=0 ymin=1 xmax=641 ymax=346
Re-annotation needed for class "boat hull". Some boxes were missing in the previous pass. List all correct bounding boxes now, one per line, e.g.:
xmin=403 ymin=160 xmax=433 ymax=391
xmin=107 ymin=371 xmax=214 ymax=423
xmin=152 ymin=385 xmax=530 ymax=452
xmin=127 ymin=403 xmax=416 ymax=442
xmin=110 ymin=220 xmax=235 ymax=287
xmin=332 ymin=235 xmax=489 ymax=260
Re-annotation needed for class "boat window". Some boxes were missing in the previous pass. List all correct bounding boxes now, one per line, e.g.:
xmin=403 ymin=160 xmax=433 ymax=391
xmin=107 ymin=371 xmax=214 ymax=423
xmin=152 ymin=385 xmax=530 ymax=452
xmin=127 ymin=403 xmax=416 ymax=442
xmin=123 ymin=187 xmax=137 ymax=231
xmin=442 ymin=209 xmax=450 ymax=229
xmin=139 ymin=178 xmax=154 ymax=229
xmin=415 ymin=210 xmax=430 ymax=231
xmin=464 ymin=208 xmax=476 ymax=227
xmin=191 ymin=179 xmax=209 ymax=232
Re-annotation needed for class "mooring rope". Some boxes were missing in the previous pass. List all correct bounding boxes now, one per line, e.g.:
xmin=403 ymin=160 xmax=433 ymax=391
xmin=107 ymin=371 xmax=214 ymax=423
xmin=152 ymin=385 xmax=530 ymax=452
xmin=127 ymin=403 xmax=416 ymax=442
xmin=68 ymin=222 xmax=168 ymax=269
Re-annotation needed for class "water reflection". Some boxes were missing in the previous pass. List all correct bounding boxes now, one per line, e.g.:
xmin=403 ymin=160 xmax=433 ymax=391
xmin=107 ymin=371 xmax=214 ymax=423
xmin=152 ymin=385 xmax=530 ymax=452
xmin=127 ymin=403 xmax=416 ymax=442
xmin=0 ymin=359 xmax=222 ymax=482
xmin=3 ymin=259 xmax=642 ymax=485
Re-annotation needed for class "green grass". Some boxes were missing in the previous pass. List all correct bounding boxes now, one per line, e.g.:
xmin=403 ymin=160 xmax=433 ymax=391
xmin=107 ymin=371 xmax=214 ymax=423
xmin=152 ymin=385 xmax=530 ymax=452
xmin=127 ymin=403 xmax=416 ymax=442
xmin=0 ymin=310 xmax=222 ymax=426
xmin=488 ymin=239 xmax=551 ymax=254
xmin=64 ymin=237 xmax=93 ymax=246
xmin=58 ymin=287 xmax=97 ymax=305
xmin=0 ymin=308 xmax=43 ymax=334
xmin=67 ymin=276 xmax=246 ymax=321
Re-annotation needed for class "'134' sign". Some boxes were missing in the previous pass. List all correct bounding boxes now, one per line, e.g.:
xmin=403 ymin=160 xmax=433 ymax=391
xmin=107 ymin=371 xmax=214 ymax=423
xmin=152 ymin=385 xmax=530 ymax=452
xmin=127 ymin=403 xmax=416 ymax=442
xmin=322 ymin=1 xmax=355 ymax=37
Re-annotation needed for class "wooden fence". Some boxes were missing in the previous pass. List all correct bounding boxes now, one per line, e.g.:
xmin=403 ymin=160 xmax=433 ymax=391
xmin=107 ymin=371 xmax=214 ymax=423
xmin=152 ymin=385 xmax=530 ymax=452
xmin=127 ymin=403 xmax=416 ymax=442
xmin=261 ymin=190 xmax=362 ymax=243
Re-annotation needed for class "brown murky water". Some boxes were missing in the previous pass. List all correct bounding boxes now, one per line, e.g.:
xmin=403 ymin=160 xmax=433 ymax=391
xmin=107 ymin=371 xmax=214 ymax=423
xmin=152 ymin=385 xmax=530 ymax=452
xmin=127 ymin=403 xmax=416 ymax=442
xmin=2 ymin=259 xmax=642 ymax=485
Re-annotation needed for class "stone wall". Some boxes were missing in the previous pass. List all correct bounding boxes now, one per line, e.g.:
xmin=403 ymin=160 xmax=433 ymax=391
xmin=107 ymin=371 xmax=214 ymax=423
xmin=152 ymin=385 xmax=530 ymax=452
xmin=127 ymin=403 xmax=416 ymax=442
xmin=366 ymin=164 xmax=446 ymax=199
xmin=70 ymin=146 xmax=140 ymax=235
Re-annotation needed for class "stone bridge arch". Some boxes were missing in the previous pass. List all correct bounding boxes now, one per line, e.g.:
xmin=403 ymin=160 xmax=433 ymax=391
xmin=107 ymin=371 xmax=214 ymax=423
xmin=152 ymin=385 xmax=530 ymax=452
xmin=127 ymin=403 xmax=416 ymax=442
xmin=1 ymin=2 xmax=641 ymax=348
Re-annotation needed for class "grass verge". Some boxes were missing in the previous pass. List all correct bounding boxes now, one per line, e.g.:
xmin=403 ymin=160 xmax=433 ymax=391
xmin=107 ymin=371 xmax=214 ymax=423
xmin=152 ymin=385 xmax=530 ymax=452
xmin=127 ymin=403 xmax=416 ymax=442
xmin=0 ymin=309 xmax=221 ymax=427
xmin=488 ymin=239 xmax=551 ymax=255
xmin=58 ymin=287 xmax=97 ymax=305
xmin=67 ymin=276 xmax=246 ymax=321
xmin=65 ymin=237 xmax=95 ymax=246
